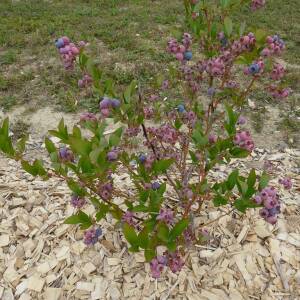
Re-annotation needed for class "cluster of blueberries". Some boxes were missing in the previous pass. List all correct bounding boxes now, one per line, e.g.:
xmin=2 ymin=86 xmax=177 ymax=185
xmin=99 ymin=97 xmax=121 ymax=118
xmin=55 ymin=36 xmax=84 ymax=70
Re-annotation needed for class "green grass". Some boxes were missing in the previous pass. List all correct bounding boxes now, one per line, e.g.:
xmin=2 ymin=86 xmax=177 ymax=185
xmin=0 ymin=0 xmax=299 ymax=114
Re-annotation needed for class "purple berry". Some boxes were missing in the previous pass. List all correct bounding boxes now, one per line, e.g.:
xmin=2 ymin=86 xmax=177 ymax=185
xmin=107 ymin=151 xmax=118 ymax=162
xmin=208 ymin=134 xmax=217 ymax=144
xmin=71 ymin=194 xmax=86 ymax=208
xmin=99 ymin=97 xmax=112 ymax=109
xmin=152 ymin=182 xmax=161 ymax=190
xmin=111 ymin=99 xmax=121 ymax=108
xmin=59 ymin=147 xmax=74 ymax=162
xmin=207 ymin=87 xmax=215 ymax=97
xmin=279 ymin=177 xmax=292 ymax=190
xmin=156 ymin=208 xmax=174 ymax=225
xmin=150 ymin=256 xmax=166 ymax=278
xmin=237 ymin=116 xmax=246 ymax=125
xmin=254 ymin=195 xmax=262 ymax=205
xmin=83 ymin=227 xmax=102 ymax=246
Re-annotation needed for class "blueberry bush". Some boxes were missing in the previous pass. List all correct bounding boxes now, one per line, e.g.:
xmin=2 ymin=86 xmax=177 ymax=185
xmin=0 ymin=0 xmax=293 ymax=278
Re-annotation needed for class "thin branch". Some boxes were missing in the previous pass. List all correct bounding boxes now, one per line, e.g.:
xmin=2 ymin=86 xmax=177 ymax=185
xmin=199 ymin=207 xmax=235 ymax=228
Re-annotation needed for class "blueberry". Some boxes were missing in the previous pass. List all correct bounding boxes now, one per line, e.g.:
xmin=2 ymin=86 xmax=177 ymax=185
xmin=177 ymin=104 xmax=185 ymax=113
xmin=111 ymin=99 xmax=121 ymax=108
xmin=107 ymin=151 xmax=118 ymax=161
xmin=55 ymin=38 xmax=64 ymax=49
xmin=248 ymin=63 xmax=260 ymax=74
xmin=139 ymin=154 xmax=147 ymax=163
xmin=220 ymin=38 xmax=228 ymax=47
xmin=99 ymin=97 xmax=112 ymax=109
xmin=184 ymin=51 xmax=193 ymax=61
xmin=207 ymin=87 xmax=215 ymax=96
xmin=152 ymin=182 xmax=161 ymax=190
xmin=95 ymin=228 xmax=102 ymax=237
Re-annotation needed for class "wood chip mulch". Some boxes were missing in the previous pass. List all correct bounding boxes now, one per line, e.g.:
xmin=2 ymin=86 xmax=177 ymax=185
xmin=0 ymin=144 xmax=299 ymax=300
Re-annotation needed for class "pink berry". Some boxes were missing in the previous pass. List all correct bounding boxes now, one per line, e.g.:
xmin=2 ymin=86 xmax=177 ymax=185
xmin=176 ymin=52 xmax=184 ymax=61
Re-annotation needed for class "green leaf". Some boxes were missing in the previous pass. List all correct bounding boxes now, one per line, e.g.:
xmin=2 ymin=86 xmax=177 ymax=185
xmin=189 ymin=151 xmax=198 ymax=163
xmin=123 ymin=80 xmax=137 ymax=104
xmin=167 ymin=240 xmax=177 ymax=252
xmin=237 ymin=179 xmax=248 ymax=196
xmin=144 ymin=248 xmax=156 ymax=262
xmin=58 ymin=118 xmax=68 ymax=140
xmin=16 ymin=135 xmax=28 ymax=154
xmin=239 ymin=21 xmax=246 ymax=36
xmin=227 ymin=170 xmax=239 ymax=190
xmin=69 ymin=137 xmax=92 ymax=156
xmin=1 ymin=118 xmax=9 ymax=137
xmin=77 ymin=210 xmax=91 ymax=223
xmin=79 ymin=52 xmax=89 ymax=69
xmin=213 ymin=194 xmax=228 ymax=206
xmin=123 ymin=223 xmax=139 ymax=247
xmin=234 ymin=198 xmax=257 ymax=213
xmin=210 ymin=22 xmax=217 ymax=39
xmin=128 ymin=245 xmax=139 ymax=252
xmin=247 ymin=169 xmax=256 ymax=187
xmin=109 ymin=127 xmax=123 ymax=147
xmin=245 ymin=186 xmax=256 ymax=199
xmin=90 ymin=197 xmax=101 ymax=209
xmin=67 ymin=179 xmax=85 ymax=196
xmin=72 ymin=126 xmax=82 ymax=139
xmin=33 ymin=159 xmax=47 ymax=176
xmin=139 ymin=190 xmax=149 ymax=203
xmin=259 ymin=172 xmax=270 ymax=190
xmin=21 ymin=160 xmax=38 ymax=176
xmin=132 ymin=204 xmax=148 ymax=212
xmin=96 ymin=203 xmax=110 ymax=221
xmin=138 ymin=227 xmax=149 ymax=249
xmin=220 ymin=0 xmax=230 ymax=8
xmin=255 ymin=29 xmax=267 ymax=43
xmin=153 ymin=159 xmax=174 ymax=174
xmin=224 ymin=17 xmax=233 ymax=36
xmin=230 ymin=147 xmax=249 ymax=158
xmin=110 ymin=207 xmax=123 ymax=220
xmin=225 ymin=104 xmax=238 ymax=127
xmin=192 ymin=130 xmax=208 ymax=147
xmin=64 ymin=210 xmax=92 ymax=229
xmin=157 ymin=223 xmax=169 ymax=242
xmin=64 ymin=214 xmax=82 ymax=224
xmin=90 ymin=65 xmax=102 ymax=82
xmin=45 ymin=137 xmax=56 ymax=153
xmin=174 ymin=118 xmax=182 ymax=129
xmin=169 ymin=219 xmax=189 ymax=241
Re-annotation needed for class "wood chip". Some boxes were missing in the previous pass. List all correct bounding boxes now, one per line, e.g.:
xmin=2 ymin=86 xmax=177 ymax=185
xmin=27 ymin=275 xmax=45 ymax=292
xmin=44 ymin=288 xmax=62 ymax=300
xmin=0 ymin=234 xmax=10 ymax=247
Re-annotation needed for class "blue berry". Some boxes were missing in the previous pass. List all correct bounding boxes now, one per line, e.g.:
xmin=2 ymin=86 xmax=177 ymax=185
xmin=139 ymin=154 xmax=147 ymax=163
xmin=248 ymin=63 xmax=260 ymax=74
xmin=95 ymin=228 xmax=102 ymax=237
xmin=207 ymin=87 xmax=215 ymax=97
xmin=107 ymin=151 xmax=118 ymax=161
xmin=220 ymin=38 xmax=228 ymax=47
xmin=111 ymin=99 xmax=121 ymax=108
xmin=184 ymin=51 xmax=192 ymax=61
xmin=177 ymin=104 xmax=185 ymax=113
xmin=152 ymin=182 xmax=161 ymax=190
xmin=55 ymin=38 xmax=64 ymax=49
